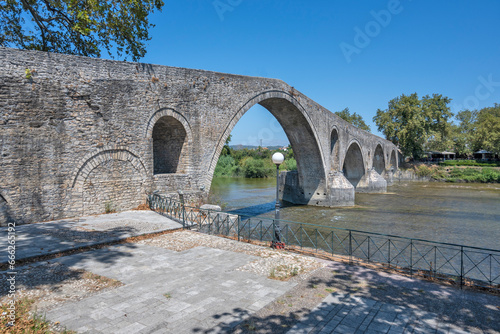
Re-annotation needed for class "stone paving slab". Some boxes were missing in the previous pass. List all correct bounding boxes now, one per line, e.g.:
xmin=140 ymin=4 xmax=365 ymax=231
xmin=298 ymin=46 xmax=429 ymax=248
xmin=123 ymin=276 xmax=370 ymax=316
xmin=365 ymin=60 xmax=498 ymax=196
xmin=1 ymin=211 xmax=182 ymax=261
xmin=44 ymin=243 xmax=296 ymax=333
xmin=286 ymin=288 xmax=495 ymax=334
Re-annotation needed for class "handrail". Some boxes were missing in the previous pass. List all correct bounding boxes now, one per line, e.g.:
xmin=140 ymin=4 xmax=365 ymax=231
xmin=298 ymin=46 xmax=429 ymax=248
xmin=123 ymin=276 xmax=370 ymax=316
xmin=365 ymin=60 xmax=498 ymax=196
xmin=147 ymin=193 xmax=500 ymax=291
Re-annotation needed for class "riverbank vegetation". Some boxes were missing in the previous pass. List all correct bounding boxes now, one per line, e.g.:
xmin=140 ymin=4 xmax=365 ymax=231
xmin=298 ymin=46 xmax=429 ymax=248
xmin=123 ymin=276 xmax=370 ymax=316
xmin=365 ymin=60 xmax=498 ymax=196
xmin=438 ymin=160 xmax=500 ymax=167
xmin=214 ymin=136 xmax=296 ymax=178
xmin=410 ymin=163 xmax=500 ymax=183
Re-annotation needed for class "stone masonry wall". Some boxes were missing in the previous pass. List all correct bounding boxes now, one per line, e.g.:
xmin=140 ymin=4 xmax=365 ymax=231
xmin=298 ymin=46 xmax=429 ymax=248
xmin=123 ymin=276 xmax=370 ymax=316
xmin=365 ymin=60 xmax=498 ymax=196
xmin=0 ymin=47 xmax=398 ymax=225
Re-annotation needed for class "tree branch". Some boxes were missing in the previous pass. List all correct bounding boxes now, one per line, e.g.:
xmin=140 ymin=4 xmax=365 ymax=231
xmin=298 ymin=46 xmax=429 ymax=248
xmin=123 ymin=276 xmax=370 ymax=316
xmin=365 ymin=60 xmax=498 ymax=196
xmin=19 ymin=0 xmax=48 ymax=50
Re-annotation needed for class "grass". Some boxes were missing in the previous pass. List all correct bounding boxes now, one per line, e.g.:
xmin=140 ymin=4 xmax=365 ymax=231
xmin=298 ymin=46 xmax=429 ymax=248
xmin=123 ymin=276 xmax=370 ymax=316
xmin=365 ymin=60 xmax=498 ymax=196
xmin=439 ymin=159 xmax=500 ymax=167
xmin=408 ymin=163 xmax=500 ymax=183
xmin=81 ymin=272 xmax=122 ymax=288
xmin=0 ymin=298 xmax=74 ymax=334
xmin=445 ymin=167 xmax=500 ymax=183
xmin=104 ymin=201 xmax=115 ymax=214
xmin=268 ymin=265 xmax=301 ymax=280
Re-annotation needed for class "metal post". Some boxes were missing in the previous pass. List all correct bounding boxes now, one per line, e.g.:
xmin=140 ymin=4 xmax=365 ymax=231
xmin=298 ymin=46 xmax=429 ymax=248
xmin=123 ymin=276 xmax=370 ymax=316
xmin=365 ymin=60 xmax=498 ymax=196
xmin=237 ymin=215 xmax=241 ymax=242
xmin=315 ymin=229 xmax=318 ymax=252
xmin=367 ymin=236 xmax=371 ymax=262
xmin=271 ymin=152 xmax=285 ymax=249
xmin=460 ymin=246 xmax=464 ymax=289
xmin=349 ymin=231 xmax=352 ymax=264
xmin=331 ymin=232 xmax=334 ymax=256
xmin=388 ymin=239 xmax=391 ymax=268
xmin=178 ymin=190 xmax=185 ymax=228
xmin=410 ymin=240 xmax=413 ymax=277
xmin=273 ymin=164 xmax=282 ymax=247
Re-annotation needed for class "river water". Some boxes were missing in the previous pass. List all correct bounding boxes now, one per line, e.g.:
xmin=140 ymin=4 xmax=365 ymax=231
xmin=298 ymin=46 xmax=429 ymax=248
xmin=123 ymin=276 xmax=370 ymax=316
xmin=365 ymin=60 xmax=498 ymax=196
xmin=210 ymin=177 xmax=500 ymax=250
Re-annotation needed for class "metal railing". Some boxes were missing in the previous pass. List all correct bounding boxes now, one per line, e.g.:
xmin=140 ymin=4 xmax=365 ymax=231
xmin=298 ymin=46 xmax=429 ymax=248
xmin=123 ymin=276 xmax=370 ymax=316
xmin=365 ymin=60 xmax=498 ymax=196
xmin=148 ymin=194 xmax=500 ymax=291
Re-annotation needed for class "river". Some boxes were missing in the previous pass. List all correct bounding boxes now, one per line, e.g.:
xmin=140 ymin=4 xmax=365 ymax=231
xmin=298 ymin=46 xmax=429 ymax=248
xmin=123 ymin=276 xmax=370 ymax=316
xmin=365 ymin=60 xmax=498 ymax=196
xmin=210 ymin=177 xmax=500 ymax=250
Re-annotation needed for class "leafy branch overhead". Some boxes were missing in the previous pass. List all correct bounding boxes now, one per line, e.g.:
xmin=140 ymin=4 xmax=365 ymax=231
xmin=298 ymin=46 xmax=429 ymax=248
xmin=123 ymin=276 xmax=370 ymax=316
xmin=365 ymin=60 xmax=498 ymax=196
xmin=0 ymin=0 xmax=164 ymax=61
xmin=335 ymin=107 xmax=371 ymax=132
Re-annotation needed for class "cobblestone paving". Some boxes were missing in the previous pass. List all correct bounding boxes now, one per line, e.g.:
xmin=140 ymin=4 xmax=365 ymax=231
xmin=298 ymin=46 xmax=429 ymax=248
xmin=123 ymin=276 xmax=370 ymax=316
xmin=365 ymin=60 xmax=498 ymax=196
xmin=286 ymin=292 xmax=474 ymax=334
xmin=45 ymin=244 xmax=296 ymax=333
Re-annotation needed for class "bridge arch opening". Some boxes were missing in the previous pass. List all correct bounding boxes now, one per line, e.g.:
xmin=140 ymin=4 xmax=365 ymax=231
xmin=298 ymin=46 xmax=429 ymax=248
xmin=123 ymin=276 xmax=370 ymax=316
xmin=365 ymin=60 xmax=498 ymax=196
xmin=373 ymin=144 xmax=385 ymax=175
xmin=208 ymin=92 xmax=326 ymax=205
xmin=330 ymin=128 xmax=339 ymax=171
xmin=152 ymin=116 xmax=189 ymax=174
xmin=390 ymin=150 xmax=397 ymax=170
xmin=343 ymin=142 xmax=365 ymax=188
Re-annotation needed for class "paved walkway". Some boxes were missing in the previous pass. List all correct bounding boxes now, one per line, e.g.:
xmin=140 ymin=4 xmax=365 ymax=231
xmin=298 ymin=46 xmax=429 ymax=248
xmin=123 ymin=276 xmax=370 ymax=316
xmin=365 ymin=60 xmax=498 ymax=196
xmin=44 ymin=244 xmax=295 ymax=333
xmin=2 ymin=211 xmax=499 ymax=333
xmin=287 ymin=293 xmax=469 ymax=334
xmin=1 ymin=210 xmax=182 ymax=261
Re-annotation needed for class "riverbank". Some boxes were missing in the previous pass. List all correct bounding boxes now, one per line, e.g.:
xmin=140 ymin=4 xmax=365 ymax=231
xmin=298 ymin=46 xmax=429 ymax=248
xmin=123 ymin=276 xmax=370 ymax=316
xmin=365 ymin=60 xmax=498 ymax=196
xmin=398 ymin=162 xmax=500 ymax=183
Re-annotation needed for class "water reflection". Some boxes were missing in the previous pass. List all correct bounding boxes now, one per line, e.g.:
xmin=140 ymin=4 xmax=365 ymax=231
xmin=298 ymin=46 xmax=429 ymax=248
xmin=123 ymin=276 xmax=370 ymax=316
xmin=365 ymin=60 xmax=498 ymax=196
xmin=210 ymin=177 xmax=500 ymax=250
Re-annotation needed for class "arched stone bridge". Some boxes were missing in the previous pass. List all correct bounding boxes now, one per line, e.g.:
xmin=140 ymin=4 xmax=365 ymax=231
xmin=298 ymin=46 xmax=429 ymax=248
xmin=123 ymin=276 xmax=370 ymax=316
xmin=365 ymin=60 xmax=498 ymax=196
xmin=0 ymin=48 xmax=399 ymax=224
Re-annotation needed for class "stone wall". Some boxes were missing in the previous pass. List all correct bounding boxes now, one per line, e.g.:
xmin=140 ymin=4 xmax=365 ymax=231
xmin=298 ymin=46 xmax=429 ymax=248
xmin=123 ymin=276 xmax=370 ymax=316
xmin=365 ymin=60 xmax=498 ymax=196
xmin=0 ymin=47 xmax=399 ymax=225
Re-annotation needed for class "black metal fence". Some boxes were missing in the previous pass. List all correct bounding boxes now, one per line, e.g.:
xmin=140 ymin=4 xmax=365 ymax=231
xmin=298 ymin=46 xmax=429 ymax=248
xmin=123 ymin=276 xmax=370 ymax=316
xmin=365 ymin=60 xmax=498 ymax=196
xmin=148 ymin=194 xmax=500 ymax=291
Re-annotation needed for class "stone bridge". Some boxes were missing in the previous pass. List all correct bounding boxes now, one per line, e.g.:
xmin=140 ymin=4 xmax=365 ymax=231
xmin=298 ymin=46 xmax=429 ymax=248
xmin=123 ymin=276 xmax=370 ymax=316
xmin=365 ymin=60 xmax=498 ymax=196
xmin=0 ymin=48 xmax=399 ymax=224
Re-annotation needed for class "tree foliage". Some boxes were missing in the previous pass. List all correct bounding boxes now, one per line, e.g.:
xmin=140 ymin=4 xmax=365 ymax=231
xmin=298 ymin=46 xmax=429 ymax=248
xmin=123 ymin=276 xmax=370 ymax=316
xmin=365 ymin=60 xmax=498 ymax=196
xmin=214 ymin=146 xmax=296 ymax=178
xmin=452 ymin=109 xmax=477 ymax=156
xmin=470 ymin=104 xmax=500 ymax=154
xmin=451 ymin=104 xmax=500 ymax=156
xmin=0 ymin=0 xmax=164 ymax=61
xmin=373 ymin=93 xmax=453 ymax=159
xmin=335 ymin=108 xmax=371 ymax=132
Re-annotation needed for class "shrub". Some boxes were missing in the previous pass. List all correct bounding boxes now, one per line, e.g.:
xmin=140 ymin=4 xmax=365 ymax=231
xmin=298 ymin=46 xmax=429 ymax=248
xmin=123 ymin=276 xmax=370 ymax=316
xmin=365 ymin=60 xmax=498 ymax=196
xmin=214 ymin=155 xmax=237 ymax=177
xmin=414 ymin=164 xmax=433 ymax=177
xmin=242 ymin=157 xmax=273 ymax=178
xmin=280 ymin=158 xmax=297 ymax=171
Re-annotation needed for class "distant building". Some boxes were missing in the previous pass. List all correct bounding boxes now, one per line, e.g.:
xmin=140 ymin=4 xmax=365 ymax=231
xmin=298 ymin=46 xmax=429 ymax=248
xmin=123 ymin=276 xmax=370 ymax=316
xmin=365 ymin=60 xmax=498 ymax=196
xmin=474 ymin=150 xmax=493 ymax=160
xmin=424 ymin=151 xmax=456 ymax=161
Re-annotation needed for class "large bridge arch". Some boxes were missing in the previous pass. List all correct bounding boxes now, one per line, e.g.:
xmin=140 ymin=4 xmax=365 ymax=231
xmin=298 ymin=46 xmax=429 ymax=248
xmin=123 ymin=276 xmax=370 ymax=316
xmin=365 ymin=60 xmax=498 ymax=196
xmin=206 ymin=90 xmax=327 ymax=203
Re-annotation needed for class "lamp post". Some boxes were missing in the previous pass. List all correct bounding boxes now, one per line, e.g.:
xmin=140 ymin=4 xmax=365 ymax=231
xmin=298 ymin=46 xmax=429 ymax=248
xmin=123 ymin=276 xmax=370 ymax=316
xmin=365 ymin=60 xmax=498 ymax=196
xmin=271 ymin=152 xmax=285 ymax=249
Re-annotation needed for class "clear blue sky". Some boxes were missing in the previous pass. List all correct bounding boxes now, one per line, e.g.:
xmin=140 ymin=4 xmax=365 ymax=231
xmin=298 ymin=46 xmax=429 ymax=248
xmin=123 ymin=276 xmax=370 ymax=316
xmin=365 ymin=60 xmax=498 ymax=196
xmin=138 ymin=0 xmax=500 ymax=146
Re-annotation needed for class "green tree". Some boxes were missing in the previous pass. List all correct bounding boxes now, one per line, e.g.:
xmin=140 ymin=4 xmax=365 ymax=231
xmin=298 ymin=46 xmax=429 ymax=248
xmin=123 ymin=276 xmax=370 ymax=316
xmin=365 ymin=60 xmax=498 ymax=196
xmin=221 ymin=134 xmax=232 ymax=156
xmin=421 ymin=94 xmax=454 ymax=151
xmin=373 ymin=93 xmax=453 ymax=159
xmin=335 ymin=108 xmax=371 ymax=132
xmin=373 ymin=93 xmax=424 ymax=159
xmin=242 ymin=157 xmax=273 ymax=178
xmin=452 ymin=109 xmax=477 ymax=157
xmin=0 ymin=0 xmax=164 ymax=61
xmin=472 ymin=104 xmax=500 ymax=153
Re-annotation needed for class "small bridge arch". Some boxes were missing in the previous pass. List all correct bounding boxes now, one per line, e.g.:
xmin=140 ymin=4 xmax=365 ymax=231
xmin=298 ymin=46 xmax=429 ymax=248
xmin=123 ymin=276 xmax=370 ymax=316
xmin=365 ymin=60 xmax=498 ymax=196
xmin=373 ymin=143 xmax=386 ymax=175
xmin=342 ymin=140 xmax=365 ymax=188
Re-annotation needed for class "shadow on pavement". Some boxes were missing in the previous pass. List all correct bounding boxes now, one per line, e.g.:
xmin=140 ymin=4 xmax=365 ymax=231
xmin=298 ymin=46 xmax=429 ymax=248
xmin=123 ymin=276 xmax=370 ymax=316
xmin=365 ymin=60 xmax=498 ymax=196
xmin=194 ymin=261 xmax=500 ymax=334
